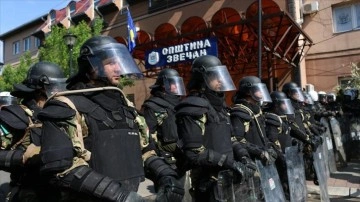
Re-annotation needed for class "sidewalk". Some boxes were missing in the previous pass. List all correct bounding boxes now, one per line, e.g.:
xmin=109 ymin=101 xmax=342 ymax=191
xmin=307 ymin=159 xmax=360 ymax=200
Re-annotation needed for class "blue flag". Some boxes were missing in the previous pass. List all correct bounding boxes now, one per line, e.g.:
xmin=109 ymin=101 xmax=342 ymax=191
xmin=127 ymin=9 xmax=137 ymax=52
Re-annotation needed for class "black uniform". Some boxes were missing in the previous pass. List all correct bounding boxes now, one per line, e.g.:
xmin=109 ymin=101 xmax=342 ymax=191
xmin=39 ymin=36 xmax=184 ymax=202
xmin=0 ymin=61 xmax=67 ymax=202
xmin=175 ymin=55 xmax=254 ymax=202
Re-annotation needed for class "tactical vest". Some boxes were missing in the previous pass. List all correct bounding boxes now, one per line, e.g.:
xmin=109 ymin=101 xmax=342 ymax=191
xmin=203 ymin=101 xmax=233 ymax=158
xmin=0 ymin=104 xmax=42 ymax=150
xmin=231 ymin=104 xmax=267 ymax=148
xmin=142 ymin=96 xmax=178 ymax=144
xmin=66 ymin=94 xmax=144 ymax=182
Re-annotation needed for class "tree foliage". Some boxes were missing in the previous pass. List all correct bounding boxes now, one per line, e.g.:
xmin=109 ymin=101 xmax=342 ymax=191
xmin=348 ymin=62 xmax=360 ymax=89
xmin=0 ymin=51 xmax=36 ymax=91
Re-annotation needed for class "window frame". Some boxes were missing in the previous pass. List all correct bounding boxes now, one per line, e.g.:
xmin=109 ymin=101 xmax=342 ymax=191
xmin=23 ymin=37 xmax=31 ymax=51
xmin=13 ymin=41 xmax=20 ymax=55
xmin=34 ymin=37 xmax=41 ymax=48
xmin=333 ymin=2 xmax=360 ymax=33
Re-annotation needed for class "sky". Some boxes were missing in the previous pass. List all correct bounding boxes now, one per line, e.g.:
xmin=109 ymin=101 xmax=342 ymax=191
xmin=0 ymin=0 xmax=72 ymax=62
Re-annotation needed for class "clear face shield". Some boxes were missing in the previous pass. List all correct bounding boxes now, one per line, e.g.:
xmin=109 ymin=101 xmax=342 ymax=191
xmin=0 ymin=96 xmax=18 ymax=107
xmin=290 ymin=87 xmax=305 ymax=102
xmin=44 ymin=78 xmax=67 ymax=98
xmin=163 ymin=76 xmax=186 ymax=96
xmin=250 ymin=83 xmax=272 ymax=103
xmin=276 ymin=98 xmax=294 ymax=115
xmin=87 ymin=43 xmax=143 ymax=84
xmin=304 ymin=93 xmax=314 ymax=105
xmin=203 ymin=65 xmax=236 ymax=92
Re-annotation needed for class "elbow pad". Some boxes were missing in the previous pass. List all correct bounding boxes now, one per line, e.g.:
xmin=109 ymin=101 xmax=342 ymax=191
xmin=0 ymin=150 xmax=24 ymax=169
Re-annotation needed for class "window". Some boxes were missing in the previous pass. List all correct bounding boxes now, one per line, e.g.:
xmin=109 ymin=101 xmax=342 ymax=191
xmin=34 ymin=37 xmax=41 ymax=48
xmin=23 ymin=37 xmax=31 ymax=51
xmin=333 ymin=3 xmax=360 ymax=33
xmin=70 ymin=2 xmax=76 ymax=14
xmin=13 ymin=41 xmax=20 ymax=55
xmin=50 ymin=10 xmax=56 ymax=24
xmin=338 ymin=76 xmax=352 ymax=88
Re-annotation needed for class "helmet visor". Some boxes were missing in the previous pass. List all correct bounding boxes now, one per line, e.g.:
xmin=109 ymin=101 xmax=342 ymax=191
xmin=276 ymin=98 xmax=294 ymax=115
xmin=44 ymin=78 xmax=67 ymax=97
xmin=304 ymin=93 xmax=314 ymax=105
xmin=164 ymin=76 xmax=186 ymax=96
xmin=203 ymin=65 xmax=236 ymax=92
xmin=290 ymin=87 xmax=305 ymax=102
xmin=0 ymin=96 xmax=18 ymax=107
xmin=250 ymin=83 xmax=272 ymax=102
xmin=87 ymin=43 xmax=143 ymax=79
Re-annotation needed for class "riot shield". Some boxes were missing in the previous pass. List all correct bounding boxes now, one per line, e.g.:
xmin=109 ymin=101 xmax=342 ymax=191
xmin=329 ymin=117 xmax=347 ymax=166
xmin=233 ymin=175 xmax=257 ymax=202
xmin=313 ymin=147 xmax=330 ymax=202
xmin=349 ymin=117 xmax=360 ymax=160
xmin=182 ymin=171 xmax=194 ymax=202
xmin=285 ymin=146 xmax=307 ymax=202
xmin=255 ymin=160 xmax=285 ymax=202
xmin=214 ymin=170 xmax=235 ymax=202
xmin=320 ymin=117 xmax=337 ymax=174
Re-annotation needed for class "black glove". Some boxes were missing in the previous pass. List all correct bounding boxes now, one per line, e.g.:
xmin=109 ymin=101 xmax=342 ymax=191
xmin=260 ymin=149 xmax=277 ymax=165
xmin=122 ymin=192 xmax=146 ymax=202
xmin=309 ymin=136 xmax=321 ymax=150
xmin=240 ymin=156 xmax=257 ymax=176
xmin=231 ymin=160 xmax=255 ymax=182
xmin=155 ymin=176 xmax=184 ymax=202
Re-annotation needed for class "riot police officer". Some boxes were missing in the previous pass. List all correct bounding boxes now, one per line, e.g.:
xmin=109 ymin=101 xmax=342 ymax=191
xmin=282 ymin=82 xmax=322 ymax=183
xmin=38 ymin=35 xmax=184 ymax=202
xmin=263 ymin=91 xmax=296 ymax=200
xmin=230 ymin=76 xmax=277 ymax=165
xmin=175 ymin=55 xmax=255 ymax=202
xmin=141 ymin=68 xmax=186 ymax=191
xmin=142 ymin=68 xmax=186 ymax=162
xmin=0 ymin=61 xmax=67 ymax=201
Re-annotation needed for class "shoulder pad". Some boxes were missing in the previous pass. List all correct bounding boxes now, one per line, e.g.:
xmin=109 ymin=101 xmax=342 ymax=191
xmin=175 ymin=96 xmax=209 ymax=116
xmin=142 ymin=98 xmax=167 ymax=113
xmin=0 ymin=105 xmax=29 ymax=130
xmin=230 ymin=105 xmax=252 ymax=121
xmin=264 ymin=112 xmax=282 ymax=127
xmin=38 ymin=99 xmax=76 ymax=120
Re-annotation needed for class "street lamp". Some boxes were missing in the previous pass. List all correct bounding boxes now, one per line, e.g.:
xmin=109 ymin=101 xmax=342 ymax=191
xmin=63 ymin=33 xmax=77 ymax=75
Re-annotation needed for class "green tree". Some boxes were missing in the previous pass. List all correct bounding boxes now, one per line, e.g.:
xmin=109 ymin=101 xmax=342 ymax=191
xmin=0 ymin=51 xmax=35 ymax=91
xmin=39 ymin=18 xmax=104 ymax=77
xmin=348 ymin=62 xmax=360 ymax=89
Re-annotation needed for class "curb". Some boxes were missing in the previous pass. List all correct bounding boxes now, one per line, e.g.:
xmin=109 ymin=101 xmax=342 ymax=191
xmin=307 ymin=185 xmax=360 ymax=198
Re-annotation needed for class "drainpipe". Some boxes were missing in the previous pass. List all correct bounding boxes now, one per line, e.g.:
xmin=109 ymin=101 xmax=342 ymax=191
xmin=287 ymin=0 xmax=303 ymax=87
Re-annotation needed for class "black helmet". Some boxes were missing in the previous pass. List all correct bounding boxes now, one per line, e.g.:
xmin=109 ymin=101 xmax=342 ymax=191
xmin=282 ymin=82 xmax=304 ymax=102
xmin=269 ymin=91 xmax=294 ymax=115
xmin=150 ymin=68 xmax=186 ymax=96
xmin=318 ymin=91 xmax=327 ymax=104
xmin=11 ymin=61 xmax=67 ymax=98
xmin=236 ymin=76 xmax=271 ymax=102
xmin=68 ymin=35 xmax=142 ymax=87
xmin=187 ymin=55 xmax=235 ymax=92
xmin=326 ymin=92 xmax=336 ymax=103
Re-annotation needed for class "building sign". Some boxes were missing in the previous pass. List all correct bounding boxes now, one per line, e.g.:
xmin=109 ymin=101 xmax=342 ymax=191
xmin=145 ymin=37 xmax=218 ymax=69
